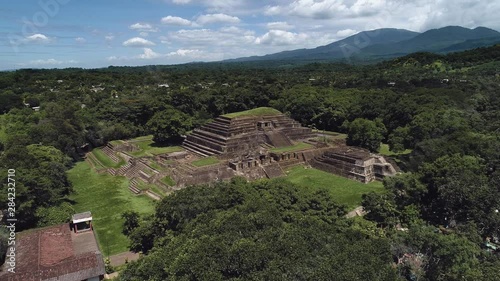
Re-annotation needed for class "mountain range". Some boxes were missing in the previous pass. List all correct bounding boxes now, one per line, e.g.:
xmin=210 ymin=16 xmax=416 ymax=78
xmin=228 ymin=26 xmax=500 ymax=63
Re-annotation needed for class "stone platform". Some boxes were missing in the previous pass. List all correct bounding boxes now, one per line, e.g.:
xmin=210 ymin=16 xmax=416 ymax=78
xmin=182 ymin=112 xmax=312 ymax=157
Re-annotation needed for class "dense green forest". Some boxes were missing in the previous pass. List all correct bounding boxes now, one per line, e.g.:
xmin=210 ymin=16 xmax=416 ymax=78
xmin=0 ymin=45 xmax=499 ymax=280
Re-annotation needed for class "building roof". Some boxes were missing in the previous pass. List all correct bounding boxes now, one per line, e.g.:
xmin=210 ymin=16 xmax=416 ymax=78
xmin=72 ymin=211 xmax=92 ymax=223
xmin=0 ymin=224 xmax=105 ymax=281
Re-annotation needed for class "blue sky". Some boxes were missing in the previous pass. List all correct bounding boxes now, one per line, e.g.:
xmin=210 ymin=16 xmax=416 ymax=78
xmin=1 ymin=0 xmax=499 ymax=70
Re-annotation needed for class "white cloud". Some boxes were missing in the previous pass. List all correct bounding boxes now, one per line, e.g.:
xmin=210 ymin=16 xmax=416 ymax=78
xmin=138 ymin=48 xmax=162 ymax=59
xmin=105 ymin=35 xmax=115 ymax=41
xmin=336 ymin=29 xmax=357 ymax=37
xmin=264 ymin=5 xmax=282 ymax=16
xmin=170 ymin=0 xmax=250 ymax=14
xmin=111 ymin=47 xmax=211 ymax=62
xmin=75 ymin=37 xmax=86 ymax=44
xmin=196 ymin=13 xmax=240 ymax=25
xmin=19 ymin=59 xmax=79 ymax=66
xmin=267 ymin=21 xmax=295 ymax=30
xmin=161 ymin=16 xmax=193 ymax=26
xmin=130 ymin=23 xmax=152 ymax=30
xmin=167 ymin=49 xmax=203 ymax=57
xmin=123 ymin=37 xmax=156 ymax=47
xmin=25 ymin=34 xmax=51 ymax=44
xmin=289 ymin=0 xmax=348 ymax=19
xmin=168 ymin=28 xmax=255 ymax=47
xmin=255 ymin=30 xmax=308 ymax=46
xmin=129 ymin=22 xmax=159 ymax=33
xmin=265 ymin=0 xmax=387 ymax=20
xmin=31 ymin=58 xmax=63 ymax=65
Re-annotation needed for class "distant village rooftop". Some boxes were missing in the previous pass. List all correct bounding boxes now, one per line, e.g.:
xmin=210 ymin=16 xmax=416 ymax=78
xmin=222 ymin=107 xmax=282 ymax=119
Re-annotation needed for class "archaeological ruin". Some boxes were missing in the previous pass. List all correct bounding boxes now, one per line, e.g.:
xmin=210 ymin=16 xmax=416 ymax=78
xmin=85 ymin=107 xmax=399 ymax=198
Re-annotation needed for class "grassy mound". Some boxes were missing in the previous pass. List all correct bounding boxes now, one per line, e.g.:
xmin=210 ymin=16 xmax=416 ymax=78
xmin=222 ymin=107 xmax=282 ymax=118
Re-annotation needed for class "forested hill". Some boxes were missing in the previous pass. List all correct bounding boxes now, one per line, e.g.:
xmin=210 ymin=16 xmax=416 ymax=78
xmin=0 ymin=44 xmax=499 ymax=280
xmin=228 ymin=26 xmax=500 ymax=63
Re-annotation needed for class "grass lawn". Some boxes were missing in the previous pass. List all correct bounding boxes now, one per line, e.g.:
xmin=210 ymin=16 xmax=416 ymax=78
xmin=161 ymin=176 xmax=176 ymax=186
xmin=68 ymin=162 xmax=156 ymax=256
xmin=92 ymin=148 xmax=125 ymax=168
xmin=379 ymin=143 xmax=412 ymax=156
xmin=191 ymin=156 xmax=219 ymax=167
xmin=87 ymin=154 xmax=105 ymax=170
xmin=128 ymin=135 xmax=183 ymax=157
xmin=285 ymin=166 xmax=385 ymax=209
xmin=110 ymin=140 xmax=124 ymax=146
xmin=270 ymin=142 xmax=313 ymax=153
xmin=222 ymin=107 xmax=281 ymax=118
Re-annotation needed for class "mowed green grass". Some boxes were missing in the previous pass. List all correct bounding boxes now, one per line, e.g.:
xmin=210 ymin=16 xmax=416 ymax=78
xmin=222 ymin=107 xmax=281 ymax=118
xmin=68 ymin=162 xmax=156 ymax=256
xmin=285 ymin=166 xmax=385 ymax=209
xmin=270 ymin=142 xmax=313 ymax=153
xmin=128 ymin=135 xmax=184 ymax=157
xmin=92 ymin=148 xmax=125 ymax=168
xmin=191 ymin=156 xmax=219 ymax=167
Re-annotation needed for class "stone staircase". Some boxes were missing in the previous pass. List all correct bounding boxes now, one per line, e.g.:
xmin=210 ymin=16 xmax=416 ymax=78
xmin=262 ymin=163 xmax=284 ymax=178
xmin=265 ymin=131 xmax=292 ymax=147
xmin=128 ymin=178 xmax=141 ymax=195
xmin=102 ymin=144 xmax=120 ymax=163
xmin=182 ymin=140 xmax=220 ymax=157
xmin=116 ymin=162 xmax=133 ymax=176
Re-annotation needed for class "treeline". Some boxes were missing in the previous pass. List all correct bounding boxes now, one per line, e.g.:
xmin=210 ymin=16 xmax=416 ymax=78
xmin=119 ymin=178 xmax=500 ymax=280
xmin=0 ymin=45 xmax=498 ymax=279
xmin=120 ymin=179 xmax=398 ymax=280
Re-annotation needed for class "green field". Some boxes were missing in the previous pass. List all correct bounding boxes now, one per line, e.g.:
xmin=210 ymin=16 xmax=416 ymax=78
xmin=68 ymin=162 xmax=156 ymax=256
xmin=222 ymin=107 xmax=281 ymax=118
xmin=379 ymin=143 xmax=412 ymax=156
xmin=270 ymin=142 xmax=313 ymax=153
xmin=92 ymin=148 xmax=125 ymax=168
xmin=128 ymin=135 xmax=184 ymax=157
xmin=285 ymin=166 xmax=385 ymax=209
xmin=191 ymin=156 xmax=219 ymax=167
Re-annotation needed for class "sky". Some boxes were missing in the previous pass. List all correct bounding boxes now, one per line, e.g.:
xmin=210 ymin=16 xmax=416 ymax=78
xmin=1 ymin=0 xmax=499 ymax=70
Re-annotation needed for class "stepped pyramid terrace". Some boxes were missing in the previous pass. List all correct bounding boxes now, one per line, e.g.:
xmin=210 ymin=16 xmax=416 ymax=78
xmin=85 ymin=107 xmax=399 ymax=198
xmin=182 ymin=107 xmax=311 ymax=157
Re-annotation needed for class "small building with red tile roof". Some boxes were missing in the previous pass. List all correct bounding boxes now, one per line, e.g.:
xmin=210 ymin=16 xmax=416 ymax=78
xmin=0 ymin=216 xmax=105 ymax=281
